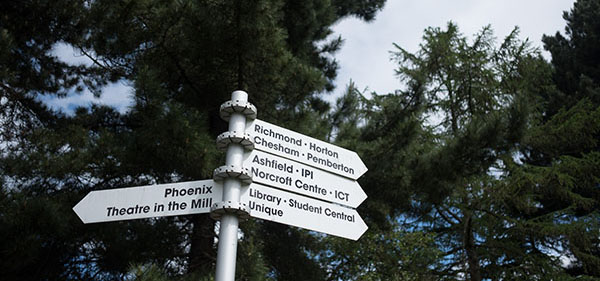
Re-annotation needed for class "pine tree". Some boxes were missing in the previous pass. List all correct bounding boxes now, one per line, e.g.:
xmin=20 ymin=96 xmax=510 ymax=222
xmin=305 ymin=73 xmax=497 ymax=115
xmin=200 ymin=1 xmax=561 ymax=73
xmin=330 ymin=23 xmax=555 ymax=280
xmin=541 ymin=0 xmax=600 ymax=115
xmin=0 ymin=2 xmax=122 ymax=280
xmin=0 ymin=0 xmax=386 ymax=280
xmin=504 ymin=0 xmax=600 ymax=278
xmin=390 ymin=23 xmax=543 ymax=280
xmin=317 ymin=83 xmax=442 ymax=281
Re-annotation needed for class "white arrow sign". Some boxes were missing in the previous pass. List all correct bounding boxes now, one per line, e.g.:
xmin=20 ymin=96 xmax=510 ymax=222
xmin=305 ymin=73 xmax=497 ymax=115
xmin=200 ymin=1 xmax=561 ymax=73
xmin=248 ymin=119 xmax=367 ymax=179
xmin=242 ymin=183 xmax=368 ymax=240
xmin=73 ymin=180 xmax=368 ymax=240
xmin=244 ymin=150 xmax=366 ymax=208
xmin=73 ymin=180 xmax=221 ymax=223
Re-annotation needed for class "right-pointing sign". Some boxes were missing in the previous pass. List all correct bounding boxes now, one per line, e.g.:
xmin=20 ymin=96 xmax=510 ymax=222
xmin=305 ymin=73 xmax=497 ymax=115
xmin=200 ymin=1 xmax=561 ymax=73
xmin=242 ymin=183 xmax=368 ymax=240
xmin=248 ymin=119 xmax=367 ymax=179
xmin=244 ymin=150 xmax=366 ymax=208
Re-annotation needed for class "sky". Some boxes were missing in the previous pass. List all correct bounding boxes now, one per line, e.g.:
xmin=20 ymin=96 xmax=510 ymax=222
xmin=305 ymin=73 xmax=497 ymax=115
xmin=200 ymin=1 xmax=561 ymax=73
xmin=48 ymin=0 xmax=576 ymax=113
xmin=45 ymin=43 xmax=133 ymax=113
xmin=329 ymin=0 xmax=576 ymax=101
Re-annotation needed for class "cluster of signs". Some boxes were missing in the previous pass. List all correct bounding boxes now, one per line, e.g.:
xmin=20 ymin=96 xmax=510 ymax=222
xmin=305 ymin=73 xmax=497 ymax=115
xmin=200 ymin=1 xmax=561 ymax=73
xmin=74 ymin=119 xmax=368 ymax=240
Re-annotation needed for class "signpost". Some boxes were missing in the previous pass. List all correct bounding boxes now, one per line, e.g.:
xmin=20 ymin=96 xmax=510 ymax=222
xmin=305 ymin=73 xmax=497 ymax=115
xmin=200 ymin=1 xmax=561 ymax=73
xmin=73 ymin=180 xmax=221 ymax=223
xmin=248 ymin=119 xmax=368 ymax=179
xmin=72 ymin=91 xmax=369 ymax=281
xmin=244 ymin=150 xmax=366 ymax=208
xmin=72 ymin=179 xmax=367 ymax=240
xmin=243 ymin=183 xmax=367 ymax=240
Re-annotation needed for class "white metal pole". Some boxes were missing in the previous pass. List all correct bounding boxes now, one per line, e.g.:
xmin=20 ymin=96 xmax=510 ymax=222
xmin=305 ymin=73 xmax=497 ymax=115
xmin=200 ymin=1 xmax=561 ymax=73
xmin=214 ymin=90 xmax=248 ymax=281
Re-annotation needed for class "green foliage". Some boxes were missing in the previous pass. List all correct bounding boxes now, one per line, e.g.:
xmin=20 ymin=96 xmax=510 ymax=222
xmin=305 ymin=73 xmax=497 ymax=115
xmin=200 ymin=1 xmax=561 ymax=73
xmin=505 ymin=0 xmax=600 ymax=277
xmin=331 ymin=22 xmax=558 ymax=281
xmin=258 ymin=222 xmax=327 ymax=280
xmin=332 ymin=82 xmax=426 ymax=221
xmin=0 ymin=0 xmax=387 ymax=280
xmin=5 ymin=0 xmax=599 ymax=280
xmin=542 ymin=0 xmax=600 ymax=115
xmin=507 ymin=99 xmax=600 ymax=278
xmin=129 ymin=263 xmax=213 ymax=281
xmin=235 ymin=220 xmax=272 ymax=281
xmin=321 ymin=221 xmax=442 ymax=281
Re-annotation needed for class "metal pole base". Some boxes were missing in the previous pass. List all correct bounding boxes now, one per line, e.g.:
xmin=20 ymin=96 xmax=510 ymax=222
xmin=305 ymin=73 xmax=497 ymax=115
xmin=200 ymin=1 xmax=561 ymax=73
xmin=214 ymin=214 xmax=239 ymax=281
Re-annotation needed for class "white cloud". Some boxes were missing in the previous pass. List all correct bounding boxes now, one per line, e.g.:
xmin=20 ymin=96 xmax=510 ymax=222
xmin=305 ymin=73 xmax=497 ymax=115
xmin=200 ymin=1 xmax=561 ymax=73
xmin=51 ymin=42 xmax=94 ymax=66
xmin=329 ymin=0 xmax=576 ymax=102
xmin=41 ymin=81 xmax=133 ymax=114
xmin=45 ymin=2 xmax=577 ymax=110
xmin=45 ymin=43 xmax=133 ymax=114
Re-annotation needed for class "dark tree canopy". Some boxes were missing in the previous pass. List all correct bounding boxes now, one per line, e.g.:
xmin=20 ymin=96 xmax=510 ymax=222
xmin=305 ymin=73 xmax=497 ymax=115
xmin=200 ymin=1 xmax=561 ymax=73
xmin=542 ymin=0 xmax=600 ymax=115
xmin=2 ymin=0 xmax=599 ymax=280
xmin=0 ymin=1 xmax=386 ymax=280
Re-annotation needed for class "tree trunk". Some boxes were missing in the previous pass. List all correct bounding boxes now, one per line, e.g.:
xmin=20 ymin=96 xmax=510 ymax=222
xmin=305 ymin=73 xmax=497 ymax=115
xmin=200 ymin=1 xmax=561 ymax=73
xmin=463 ymin=213 xmax=482 ymax=281
xmin=188 ymin=214 xmax=216 ymax=274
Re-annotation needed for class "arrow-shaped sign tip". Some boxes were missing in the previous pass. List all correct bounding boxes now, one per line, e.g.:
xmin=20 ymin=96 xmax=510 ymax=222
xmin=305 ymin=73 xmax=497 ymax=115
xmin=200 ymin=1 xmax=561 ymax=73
xmin=73 ymin=199 xmax=87 ymax=223
xmin=351 ymin=220 xmax=368 ymax=241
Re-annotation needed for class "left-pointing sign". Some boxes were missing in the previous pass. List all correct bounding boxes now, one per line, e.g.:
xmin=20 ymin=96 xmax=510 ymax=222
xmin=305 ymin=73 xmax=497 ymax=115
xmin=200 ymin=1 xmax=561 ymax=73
xmin=73 ymin=180 xmax=221 ymax=223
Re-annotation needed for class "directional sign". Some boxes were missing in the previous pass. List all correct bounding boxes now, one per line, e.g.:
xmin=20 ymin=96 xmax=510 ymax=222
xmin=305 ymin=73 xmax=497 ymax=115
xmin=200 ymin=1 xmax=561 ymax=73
xmin=244 ymin=150 xmax=366 ymax=208
xmin=242 ymin=183 xmax=368 ymax=240
xmin=73 ymin=180 xmax=221 ymax=223
xmin=247 ymin=119 xmax=367 ymax=179
xmin=73 ymin=179 xmax=367 ymax=239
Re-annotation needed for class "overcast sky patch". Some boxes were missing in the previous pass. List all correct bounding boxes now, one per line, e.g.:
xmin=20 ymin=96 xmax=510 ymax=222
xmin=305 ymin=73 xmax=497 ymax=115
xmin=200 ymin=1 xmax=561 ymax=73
xmin=47 ymin=43 xmax=133 ymax=113
xmin=40 ymin=80 xmax=133 ymax=114
xmin=45 ymin=1 xmax=576 ymax=111
xmin=329 ymin=0 xmax=576 ymax=101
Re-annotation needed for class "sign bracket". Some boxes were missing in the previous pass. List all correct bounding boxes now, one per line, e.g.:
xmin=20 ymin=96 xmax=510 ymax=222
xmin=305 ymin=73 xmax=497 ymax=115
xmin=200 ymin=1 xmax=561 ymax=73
xmin=211 ymin=90 xmax=256 ymax=281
